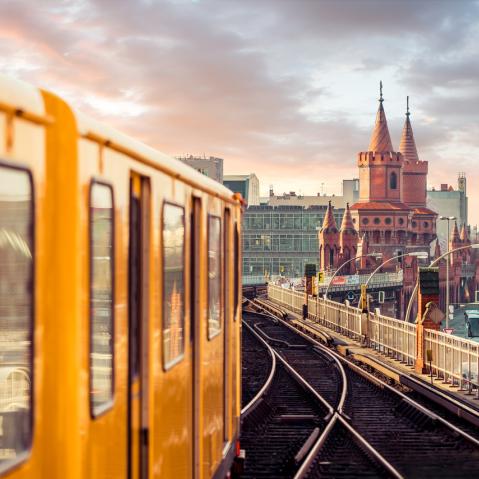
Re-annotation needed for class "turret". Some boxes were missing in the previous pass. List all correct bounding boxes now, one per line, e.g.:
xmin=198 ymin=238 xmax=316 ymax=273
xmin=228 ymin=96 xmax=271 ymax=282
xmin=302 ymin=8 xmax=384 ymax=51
xmin=434 ymin=239 xmax=442 ymax=260
xmin=400 ymin=97 xmax=428 ymax=207
xmin=460 ymin=223 xmax=470 ymax=244
xmin=450 ymin=221 xmax=462 ymax=266
xmin=339 ymin=203 xmax=358 ymax=273
xmin=319 ymin=201 xmax=339 ymax=271
xmin=356 ymin=82 xmax=404 ymax=204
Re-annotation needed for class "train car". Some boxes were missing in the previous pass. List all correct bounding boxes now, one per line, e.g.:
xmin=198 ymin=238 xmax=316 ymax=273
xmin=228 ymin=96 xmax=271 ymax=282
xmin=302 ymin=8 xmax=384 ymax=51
xmin=0 ymin=75 xmax=242 ymax=478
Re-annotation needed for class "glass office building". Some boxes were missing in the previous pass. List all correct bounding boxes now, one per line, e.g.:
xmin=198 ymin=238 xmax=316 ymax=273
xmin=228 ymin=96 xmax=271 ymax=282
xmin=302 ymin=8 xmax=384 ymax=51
xmin=243 ymin=205 xmax=344 ymax=278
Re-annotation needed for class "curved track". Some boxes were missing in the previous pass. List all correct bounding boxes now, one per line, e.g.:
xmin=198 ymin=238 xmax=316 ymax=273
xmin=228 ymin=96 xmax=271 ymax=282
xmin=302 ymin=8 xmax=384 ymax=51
xmin=241 ymin=322 xmax=273 ymax=408
xmin=241 ymin=311 xmax=392 ymax=478
xmin=243 ymin=308 xmax=479 ymax=478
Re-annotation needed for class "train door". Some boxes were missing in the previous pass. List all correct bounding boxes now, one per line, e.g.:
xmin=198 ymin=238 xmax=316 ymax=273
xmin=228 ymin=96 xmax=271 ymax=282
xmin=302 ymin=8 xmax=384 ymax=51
xmin=191 ymin=197 xmax=202 ymax=479
xmin=128 ymin=174 xmax=150 ymax=479
xmin=223 ymin=208 xmax=231 ymax=446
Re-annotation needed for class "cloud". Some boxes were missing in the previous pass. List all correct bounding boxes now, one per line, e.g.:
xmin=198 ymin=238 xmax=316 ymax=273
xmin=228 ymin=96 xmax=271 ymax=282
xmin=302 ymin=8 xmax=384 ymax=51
xmin=1 ymin=0 xmax=479 ymax=223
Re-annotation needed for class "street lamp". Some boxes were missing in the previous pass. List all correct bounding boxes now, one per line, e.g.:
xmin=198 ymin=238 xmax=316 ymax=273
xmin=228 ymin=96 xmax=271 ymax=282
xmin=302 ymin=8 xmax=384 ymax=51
xmin=439 ymin=216 xmax=456 ymax=328
xmin=324 ymin=253 xmax=382 ymax=298
xmin=360 ymin=251 xmax=428 ymax=314
xmin=404 ymin=243 xmax=479 ymax=324
xmin=365 ymin=251 xmax=429 ymax=288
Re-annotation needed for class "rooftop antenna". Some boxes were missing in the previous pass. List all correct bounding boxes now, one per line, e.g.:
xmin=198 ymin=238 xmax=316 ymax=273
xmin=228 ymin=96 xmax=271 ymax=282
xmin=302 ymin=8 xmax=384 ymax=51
xmin=406 ymin=96 xmax=410 ymax=117
xmin=379 ymin=80 xmax=384 ymax=103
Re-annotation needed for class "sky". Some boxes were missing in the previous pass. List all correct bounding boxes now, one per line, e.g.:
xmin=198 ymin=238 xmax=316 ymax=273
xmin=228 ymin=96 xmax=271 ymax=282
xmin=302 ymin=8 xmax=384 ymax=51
xmin=2 ymin=0 xmax=479 ymax=224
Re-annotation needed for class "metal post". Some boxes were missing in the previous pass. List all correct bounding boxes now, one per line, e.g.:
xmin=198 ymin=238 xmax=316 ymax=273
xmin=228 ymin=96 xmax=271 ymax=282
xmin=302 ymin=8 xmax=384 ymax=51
xmin=446 ymin=219 xmax=450 ymax=329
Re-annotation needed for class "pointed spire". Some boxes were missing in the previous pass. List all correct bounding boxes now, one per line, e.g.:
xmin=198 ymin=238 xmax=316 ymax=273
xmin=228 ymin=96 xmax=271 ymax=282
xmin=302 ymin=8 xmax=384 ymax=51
xmin=450 ymin=220 xmax=460 ymax=244
xmin=399 ymin=96 xmax=419 ymax=162
xmin=368 ymin=81 xmax=394 ymax=153
xmin=322 ymin=201 xmax=338 ymax=231
xmin=340 ymin=203 xmax=355 ymax=232
xmin=460 ymin=223 xmax=470 ymax=243
xmin=434 ymin=239 xmax=441 ymax=259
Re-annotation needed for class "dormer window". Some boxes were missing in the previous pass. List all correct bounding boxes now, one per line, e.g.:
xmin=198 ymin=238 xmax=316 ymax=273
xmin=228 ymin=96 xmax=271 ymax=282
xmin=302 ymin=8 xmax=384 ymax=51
xmin=390 ymin=171 xmax=397 ymax=189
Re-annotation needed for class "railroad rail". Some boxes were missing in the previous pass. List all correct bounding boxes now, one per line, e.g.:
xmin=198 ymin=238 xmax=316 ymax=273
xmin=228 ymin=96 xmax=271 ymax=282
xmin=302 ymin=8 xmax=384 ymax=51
xmin=242 ymin=303 xmax=479 ymax=478
xmin=241 ymin=309 xmax=396 ymax=478
xmin=241 ymin=317 xmax=276 ymax=416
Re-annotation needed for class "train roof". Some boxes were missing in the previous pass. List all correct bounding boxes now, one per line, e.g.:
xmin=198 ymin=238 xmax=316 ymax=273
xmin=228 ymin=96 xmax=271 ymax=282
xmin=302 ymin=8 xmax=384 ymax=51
xmin=0 ymin=75 xmax=45 ymax=116
xmin=75 ymin=111 xmax=236 ymax=200
xmin=0 ymin=75 xmax=238 ymax=203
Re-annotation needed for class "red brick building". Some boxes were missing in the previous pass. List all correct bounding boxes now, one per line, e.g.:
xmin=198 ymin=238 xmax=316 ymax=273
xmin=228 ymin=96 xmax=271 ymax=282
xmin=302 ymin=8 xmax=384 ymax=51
xmin=319 ymin=85 xmax=479 ymax=318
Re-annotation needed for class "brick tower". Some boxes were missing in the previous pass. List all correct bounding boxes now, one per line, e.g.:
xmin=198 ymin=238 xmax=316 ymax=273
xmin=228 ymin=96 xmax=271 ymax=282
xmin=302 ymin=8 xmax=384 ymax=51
xmin=350 ymin=83 xmax=411 ymax=265
xmin=351 ymin=89 xmax=437 ymax=266
xmin=319 ymin=201 xmax=339 ymax=271
xmin=399 ymin=97 xmax=437 ymax=251
xmin=339 ymin=203 xmax=358 ymax=273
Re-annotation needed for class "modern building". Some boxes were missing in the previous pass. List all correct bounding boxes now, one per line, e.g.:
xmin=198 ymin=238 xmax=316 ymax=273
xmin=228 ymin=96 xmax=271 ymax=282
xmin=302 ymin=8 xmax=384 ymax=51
xmin=177 ymin=155 xmax=224 ymax=183
xmin=243 ymin=204 xmax=344 ymax=278
xmin=427 ymin=174 xmax=468 ymax=247
xmin=223 ymin=174 xmax=260 ymax=205
xmin=263 ymin=178 xmax=359 ymax=209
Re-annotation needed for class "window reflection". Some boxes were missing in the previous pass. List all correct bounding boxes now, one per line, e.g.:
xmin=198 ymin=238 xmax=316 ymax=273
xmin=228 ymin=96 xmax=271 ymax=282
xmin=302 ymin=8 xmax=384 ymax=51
xmin=208 ymin=216 xmax=221 ymax=338
xmin=0 ymin=166 xmax=33 ymax=465
xmin=162 ymin=204 xmax=185 ymax=368
xmin=90 ymin=182 xmax=114 ymax=415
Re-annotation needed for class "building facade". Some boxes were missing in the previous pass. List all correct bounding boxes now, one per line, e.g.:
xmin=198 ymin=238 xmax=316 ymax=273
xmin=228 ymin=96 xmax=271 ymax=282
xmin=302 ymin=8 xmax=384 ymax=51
xmin=427 ymin=174 xmax=468 ymax=247
xmin=243 ymin=204 xmax=343 ymax=278
xmin=223 ymin=174 xmax=260 ymax=205
xmin=319 ymin=88 xmax=479 ymax=319
xmin=264 ymin=178 xmax=359 ymax=209
xmin=177 ymin=155 xmax=224 ymax=183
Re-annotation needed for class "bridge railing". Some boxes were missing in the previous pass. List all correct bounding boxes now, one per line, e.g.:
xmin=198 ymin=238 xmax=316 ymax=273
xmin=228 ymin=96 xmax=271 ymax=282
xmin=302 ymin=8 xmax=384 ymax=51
xmin=368 ymin=311 xmax=416 ymax=366
xmin=267 ymin=284 xmax=478 ymax=390
xmin=425 ymin=330 xmax=479 ymax=392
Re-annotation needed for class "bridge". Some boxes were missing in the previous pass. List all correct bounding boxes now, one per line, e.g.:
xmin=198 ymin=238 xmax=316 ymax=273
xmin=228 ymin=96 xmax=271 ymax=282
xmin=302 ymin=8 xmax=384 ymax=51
xmin=267 ymin=284 xmax=479 ymax=394
xmin=241 ymin=292 xmax=479 ymax=477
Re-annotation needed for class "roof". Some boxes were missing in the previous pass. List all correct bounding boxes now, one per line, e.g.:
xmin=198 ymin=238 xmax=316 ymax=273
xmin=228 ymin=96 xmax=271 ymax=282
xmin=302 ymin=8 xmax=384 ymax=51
xmin=451 ymin=221 xmax=460 ymax=243
xmin=460 ymin=223 xmax=470 ymax=242
xmin=321 ymin=201 xmax=338 ymax=230
xmin=224 ymin=174 xmax=257 ymax=181
xmin=399 ymin=100 xmax=419 ymax=162
xmin=0 ymin=75 xmax=44 ymax=116
xmin=75 ymin=111 xmax=235 ymax=200
xmin=368 ymin=98 xmax=394 ymax=153
xmin=412 ymin=207 xmax=437 ymax=215
xmin=350 ymin=201 xmax=411 ymax=211
xmin=340 ymin=203 xmax=355 ymax=232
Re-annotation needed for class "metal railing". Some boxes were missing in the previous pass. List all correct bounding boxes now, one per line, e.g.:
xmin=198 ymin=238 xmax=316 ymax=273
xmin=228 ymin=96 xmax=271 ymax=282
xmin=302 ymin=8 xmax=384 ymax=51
xmin=425 ymin=329 xmax=479 ymax=396
xmin=267 ymin=284 xmax=479 ymax=391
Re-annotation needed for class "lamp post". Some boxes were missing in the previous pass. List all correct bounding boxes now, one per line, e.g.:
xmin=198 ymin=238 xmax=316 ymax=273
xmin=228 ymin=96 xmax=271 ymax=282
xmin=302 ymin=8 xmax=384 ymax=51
xmin=324 ymin=253 xmax=382 ymax=299
xmin=365 ymin=251 xmax=429 ymax=288
xmin=404 ymin=243 xmax=479 ymax=324
xmin=362 ymin=251 xmax=429 ymax=313
xmin=439 ymin=216 xmax=456 ymax=328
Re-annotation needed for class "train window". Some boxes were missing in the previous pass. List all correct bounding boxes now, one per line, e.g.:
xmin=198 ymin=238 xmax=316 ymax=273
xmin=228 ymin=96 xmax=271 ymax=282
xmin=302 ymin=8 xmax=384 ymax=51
xmin=162 ymin=203 xmax=185 ymax=369
xmin=89 ymin=182 xmax=114 ymax=416
xmin=234 ymin=222 xmax=239 ymax=319
xmin=0 ymin=164 xmax=33 ymax=469
xmin=208 ymin=215 xmax=222 ymax=339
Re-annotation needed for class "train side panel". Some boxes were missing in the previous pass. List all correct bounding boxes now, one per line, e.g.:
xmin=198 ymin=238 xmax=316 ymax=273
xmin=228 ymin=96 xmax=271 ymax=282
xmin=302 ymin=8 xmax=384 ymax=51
xmin=0 ymin=79 xmax=47 ymax=478
xmin=0 ymin=76 xmax=242 ymax=479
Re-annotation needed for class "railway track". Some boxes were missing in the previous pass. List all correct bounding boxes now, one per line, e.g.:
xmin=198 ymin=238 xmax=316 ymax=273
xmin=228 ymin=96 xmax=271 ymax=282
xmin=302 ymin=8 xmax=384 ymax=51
xmin=242 ymin=308 xmax=479 ymax=478
xmin=241 ymin=322 xmax=273 ymax=408
xmin=241 ymin=312 xmax=394 ymax=478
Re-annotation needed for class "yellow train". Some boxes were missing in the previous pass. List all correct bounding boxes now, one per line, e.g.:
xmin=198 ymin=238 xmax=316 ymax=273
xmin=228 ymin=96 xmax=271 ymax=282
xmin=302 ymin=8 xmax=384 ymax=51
xmin=0 ymin=75 xmax=242 ymax=478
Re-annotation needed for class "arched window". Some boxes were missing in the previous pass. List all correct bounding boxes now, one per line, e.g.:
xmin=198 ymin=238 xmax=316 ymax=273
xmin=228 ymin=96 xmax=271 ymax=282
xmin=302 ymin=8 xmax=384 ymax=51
xmin=390 ymin=171 xmax=397 ymax=189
